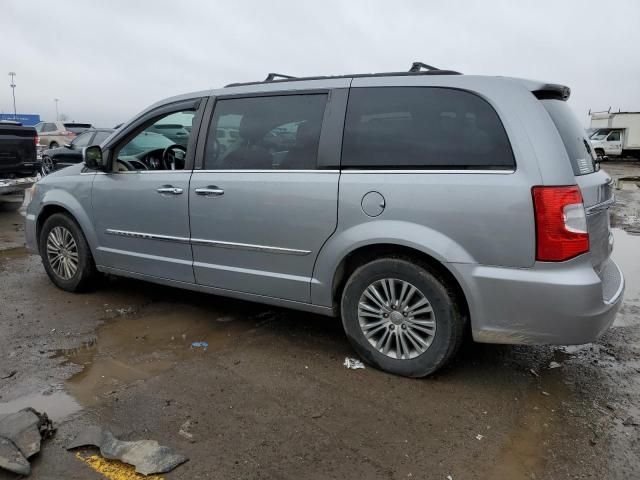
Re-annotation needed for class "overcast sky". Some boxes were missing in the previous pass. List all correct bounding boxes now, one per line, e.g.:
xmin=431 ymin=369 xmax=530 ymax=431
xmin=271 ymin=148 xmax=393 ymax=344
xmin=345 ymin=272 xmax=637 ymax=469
xmin=2 ymin=0 xmax=639 ymax=127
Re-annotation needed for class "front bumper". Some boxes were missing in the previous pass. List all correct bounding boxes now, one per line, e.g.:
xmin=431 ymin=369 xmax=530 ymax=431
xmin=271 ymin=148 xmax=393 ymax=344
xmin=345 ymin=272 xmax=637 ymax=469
xmin=454 ymin=256 xmax=624 ymax=345
xmin=25 ymin=212 xmax=38 ymax=254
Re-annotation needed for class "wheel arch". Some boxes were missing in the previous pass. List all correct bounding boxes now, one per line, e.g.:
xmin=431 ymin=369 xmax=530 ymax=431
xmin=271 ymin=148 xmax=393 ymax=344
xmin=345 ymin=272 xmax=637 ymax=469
xmin=330 ymin=243 xmax=470 ymax=318
xmin=36 ymin=197 xmax=98 ymax=257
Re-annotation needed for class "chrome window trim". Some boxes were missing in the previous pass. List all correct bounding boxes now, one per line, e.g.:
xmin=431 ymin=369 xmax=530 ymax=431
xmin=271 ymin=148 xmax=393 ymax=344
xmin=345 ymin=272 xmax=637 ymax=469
xmin=105 ymin=229 xmax=311 ymax=256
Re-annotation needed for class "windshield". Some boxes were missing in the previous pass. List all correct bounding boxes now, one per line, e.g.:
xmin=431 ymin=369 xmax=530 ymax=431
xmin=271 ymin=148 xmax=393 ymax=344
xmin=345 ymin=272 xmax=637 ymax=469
xmin=541 ymin=100 xmax=596 ymax=176
xmin=64 ymin=123 xmax=92 ymax=134
xmin=590 ymin=130 xmax=609 ymax=140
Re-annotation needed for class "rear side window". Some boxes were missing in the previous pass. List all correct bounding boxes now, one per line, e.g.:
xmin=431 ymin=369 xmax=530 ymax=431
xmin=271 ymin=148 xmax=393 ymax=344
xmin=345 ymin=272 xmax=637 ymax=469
xmin=204 ymin=94 xmax=327 ymax=170
xmin=541 ymin=100 xmax=595 ymax=176
xmin=64 ymin=123 xmax=92 ymax=134
xmin=341 ymin=87 xmax=514 ymax=169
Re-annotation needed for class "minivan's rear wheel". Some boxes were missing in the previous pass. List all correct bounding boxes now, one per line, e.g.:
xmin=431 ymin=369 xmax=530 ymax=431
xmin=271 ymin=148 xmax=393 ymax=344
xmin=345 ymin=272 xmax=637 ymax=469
xmin=39 ymin=213 xmax=98 ymax=292
xmin=341 ymin=258 xmax=465 ymax=377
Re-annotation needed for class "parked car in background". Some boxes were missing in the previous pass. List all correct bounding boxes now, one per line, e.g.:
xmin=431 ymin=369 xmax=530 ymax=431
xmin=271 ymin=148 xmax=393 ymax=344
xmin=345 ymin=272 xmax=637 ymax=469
xmin=0 ymin=120 xmax=39 ymax=178
xmin=40 ymin=128 xmax=114 ymax=174
xmin=26 ymin=65 xmax=624 ymax=377
xmin=34 ymin=121 xmax=93 ymax=149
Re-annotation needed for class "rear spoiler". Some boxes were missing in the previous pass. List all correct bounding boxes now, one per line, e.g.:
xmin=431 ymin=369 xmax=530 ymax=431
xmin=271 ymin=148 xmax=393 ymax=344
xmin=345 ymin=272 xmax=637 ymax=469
xmin=533 ymin=84 xmax=571 ymax=101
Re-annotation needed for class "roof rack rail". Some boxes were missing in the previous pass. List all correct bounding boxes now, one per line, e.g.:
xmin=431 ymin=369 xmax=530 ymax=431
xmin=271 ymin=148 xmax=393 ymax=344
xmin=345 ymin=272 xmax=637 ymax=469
xmin=409 ymin=62 xmax=440 ymax=72
xmin=265 ymin=73 xmax=296 ymax=81
xmin=224 ymin=66 xmax=461 ymax=88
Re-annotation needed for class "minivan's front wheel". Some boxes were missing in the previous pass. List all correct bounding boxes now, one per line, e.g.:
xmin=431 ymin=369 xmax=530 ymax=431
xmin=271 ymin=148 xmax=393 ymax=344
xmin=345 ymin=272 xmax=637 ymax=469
xmin=39 ymin=213 xmax=98 ymax=292
xmin=341 ymin=258 xmax=465 ymax=377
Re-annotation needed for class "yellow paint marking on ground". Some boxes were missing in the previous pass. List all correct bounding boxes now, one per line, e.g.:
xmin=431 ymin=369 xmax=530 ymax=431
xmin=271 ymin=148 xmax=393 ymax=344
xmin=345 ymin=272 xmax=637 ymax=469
xmin=75 ymin=452 xmax=164 ymax=480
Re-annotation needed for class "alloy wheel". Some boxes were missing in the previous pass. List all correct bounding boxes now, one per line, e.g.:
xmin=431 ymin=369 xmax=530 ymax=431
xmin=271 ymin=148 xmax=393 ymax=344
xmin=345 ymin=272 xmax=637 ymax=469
xmin=358 ymin=278 xmax=436 ymax=359
xmin=46 ymin=226 xmax=79 ymax=280
xmin=41 ymin=156 xmax=54 ymax=175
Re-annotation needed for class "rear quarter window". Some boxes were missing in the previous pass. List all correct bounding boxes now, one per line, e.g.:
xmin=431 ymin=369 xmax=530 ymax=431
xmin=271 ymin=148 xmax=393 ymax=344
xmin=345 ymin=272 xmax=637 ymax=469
xmin=540 ymin=100 xmax=595 ymax=176
xmin=341 ymin=87 xmax=515 ymax=169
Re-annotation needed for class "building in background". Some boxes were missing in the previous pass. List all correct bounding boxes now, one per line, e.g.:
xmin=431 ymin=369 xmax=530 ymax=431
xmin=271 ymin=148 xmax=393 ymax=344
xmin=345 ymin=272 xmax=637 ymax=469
xmin=0 ymin=113 xmax=40 ymax=126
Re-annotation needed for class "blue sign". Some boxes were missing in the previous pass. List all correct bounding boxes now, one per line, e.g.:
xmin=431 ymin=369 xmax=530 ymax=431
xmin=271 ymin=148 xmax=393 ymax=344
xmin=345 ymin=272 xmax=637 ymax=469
xmin=0 ymin=113 xmax=41 ymax=126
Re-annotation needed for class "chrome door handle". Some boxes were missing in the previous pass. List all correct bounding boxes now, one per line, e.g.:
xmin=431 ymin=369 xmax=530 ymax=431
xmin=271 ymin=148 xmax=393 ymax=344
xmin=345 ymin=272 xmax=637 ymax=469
xmin=195 ymin=186 xmax=224 ymax=197
xmin=157 ymin=186 xmax=183 ymax=195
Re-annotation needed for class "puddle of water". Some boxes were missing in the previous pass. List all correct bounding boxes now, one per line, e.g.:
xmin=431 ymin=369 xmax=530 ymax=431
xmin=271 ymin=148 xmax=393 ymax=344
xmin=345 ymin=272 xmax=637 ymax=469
xmin=55 ymin=305 xmax=252 ymax=406
xmin=489 ymin=368 xmax=571 ymax=478
xmin=0 ymin=390 xmax=82 ymax=422
xmin=0 ymin=246 xmax=28 ymax=260
xmin=612 ymin=229 xmax=640 ymax=327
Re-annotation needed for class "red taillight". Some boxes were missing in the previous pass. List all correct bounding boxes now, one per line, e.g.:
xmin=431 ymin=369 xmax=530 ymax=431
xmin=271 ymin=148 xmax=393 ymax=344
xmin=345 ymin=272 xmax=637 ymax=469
xmin=63 ymin=131 xmax=75 ymax=137
xmin=532 ymin=185 xmax=589 ymax=261
xmin=35 ymin=136 xmax=39 ymax=145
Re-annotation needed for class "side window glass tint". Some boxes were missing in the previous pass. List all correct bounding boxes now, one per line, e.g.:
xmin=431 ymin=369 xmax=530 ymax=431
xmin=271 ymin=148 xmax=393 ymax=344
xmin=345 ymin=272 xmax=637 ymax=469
xmin=341 ymin=87 xmax=514 ymax=169
xmin=204 ymin=94 xmax=327 ymax=170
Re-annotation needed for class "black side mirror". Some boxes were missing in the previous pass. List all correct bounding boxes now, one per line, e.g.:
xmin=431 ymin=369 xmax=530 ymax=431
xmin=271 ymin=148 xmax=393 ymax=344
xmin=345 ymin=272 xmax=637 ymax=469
xmin=83 ymin=145 xmax=106 ymax=171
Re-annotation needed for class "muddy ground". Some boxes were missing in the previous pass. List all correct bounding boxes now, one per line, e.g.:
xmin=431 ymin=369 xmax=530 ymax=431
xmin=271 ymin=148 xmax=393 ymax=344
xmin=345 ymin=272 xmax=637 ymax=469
xmin=1 ymin=162 xmax=639 ymax=480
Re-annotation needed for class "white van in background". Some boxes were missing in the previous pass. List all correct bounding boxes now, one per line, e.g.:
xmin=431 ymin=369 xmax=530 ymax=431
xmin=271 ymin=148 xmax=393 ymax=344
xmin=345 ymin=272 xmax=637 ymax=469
xmin=590 ymin=111 xmax=640 ymax=159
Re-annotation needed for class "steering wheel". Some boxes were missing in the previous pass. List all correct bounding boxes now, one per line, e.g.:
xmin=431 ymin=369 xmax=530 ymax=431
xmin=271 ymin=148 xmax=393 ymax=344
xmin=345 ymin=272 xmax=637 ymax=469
xmin=162 ymin=144 xmax=187 ymax=170
xmin=116 ymin=159 xmax=136 ymax=171
xmin=116 ymin=158 xmax=148 ymax=171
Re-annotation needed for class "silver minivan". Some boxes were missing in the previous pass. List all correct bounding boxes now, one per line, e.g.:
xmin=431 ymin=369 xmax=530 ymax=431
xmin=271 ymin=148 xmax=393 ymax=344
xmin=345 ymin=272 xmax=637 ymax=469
xmin=25 ymin=64 xmax=624 ymax=377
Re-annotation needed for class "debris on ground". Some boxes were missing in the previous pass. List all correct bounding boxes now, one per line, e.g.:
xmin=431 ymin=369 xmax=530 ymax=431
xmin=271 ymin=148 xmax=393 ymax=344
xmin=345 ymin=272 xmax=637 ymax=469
xmin=0 ymin=408 xmax=55 ymax=475
xmin=67 ymin=426 xmax=188 ymax=475
xmin=75 ymin=452 xmax=165 ymax=480
xmin=178 ymin=420 xmax=195 ymax=443
xmin=343 ymin=357 xmax=365 ymax=370
xmin=475 ymin=434 xmax=484 ymax=441
xmin=190 ymin=341 xmax=208 ymax=351
xmin=0 ymin=370 xmax=16 ymax=380
xmin=529 ymin=368 xmax=539 ymax=377
xmin=622 ymin=416 xmax=639 ymax=427
xmin=548 ymin=361 xmax=562 ymax=369
xmin=542 ymin=391 xmax=550 ymax=396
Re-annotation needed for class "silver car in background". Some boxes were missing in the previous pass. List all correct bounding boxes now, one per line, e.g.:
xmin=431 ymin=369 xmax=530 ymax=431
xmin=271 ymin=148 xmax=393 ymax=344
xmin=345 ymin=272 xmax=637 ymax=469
xmin=25 ymin=64 xmax=624 ymax=377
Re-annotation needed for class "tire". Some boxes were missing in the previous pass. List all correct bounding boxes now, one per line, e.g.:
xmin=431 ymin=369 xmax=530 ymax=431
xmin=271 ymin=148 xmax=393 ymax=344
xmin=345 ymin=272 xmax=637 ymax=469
xmin=41 ymin=155 xmax=55 ymax=175
xmin=39 ymin=213 xmax=98 ymax=292
xmin=49 ymin=142 xmax=59 ymax=149
xmin=340 ymin=257 xmax=465 ymax=377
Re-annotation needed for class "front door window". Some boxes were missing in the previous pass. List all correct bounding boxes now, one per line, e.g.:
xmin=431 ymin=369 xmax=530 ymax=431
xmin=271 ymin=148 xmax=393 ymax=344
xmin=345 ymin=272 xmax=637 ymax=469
xmin=115 ymin=110 xmax=195 ymax=171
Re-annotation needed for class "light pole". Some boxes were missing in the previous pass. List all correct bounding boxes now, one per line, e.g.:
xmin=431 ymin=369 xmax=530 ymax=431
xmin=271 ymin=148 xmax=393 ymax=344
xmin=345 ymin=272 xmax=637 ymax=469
xmin=54 ymin=98 xmax=59 ymax=120
xmin=8 ymin=72 xmax=17 ymax=119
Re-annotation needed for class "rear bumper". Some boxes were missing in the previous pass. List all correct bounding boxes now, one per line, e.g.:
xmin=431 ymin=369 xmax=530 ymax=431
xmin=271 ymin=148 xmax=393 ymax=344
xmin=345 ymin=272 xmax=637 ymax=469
xmin=454 ymin=256 xmax=624 ymax=345
xmin=0 ymin=163 xmax=39 ymax=177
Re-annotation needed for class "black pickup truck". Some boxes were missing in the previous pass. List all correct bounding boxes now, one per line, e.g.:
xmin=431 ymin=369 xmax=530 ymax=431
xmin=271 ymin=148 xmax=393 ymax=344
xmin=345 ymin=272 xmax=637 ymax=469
xmin=0 ymin=121 xmax=39 ymax=178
